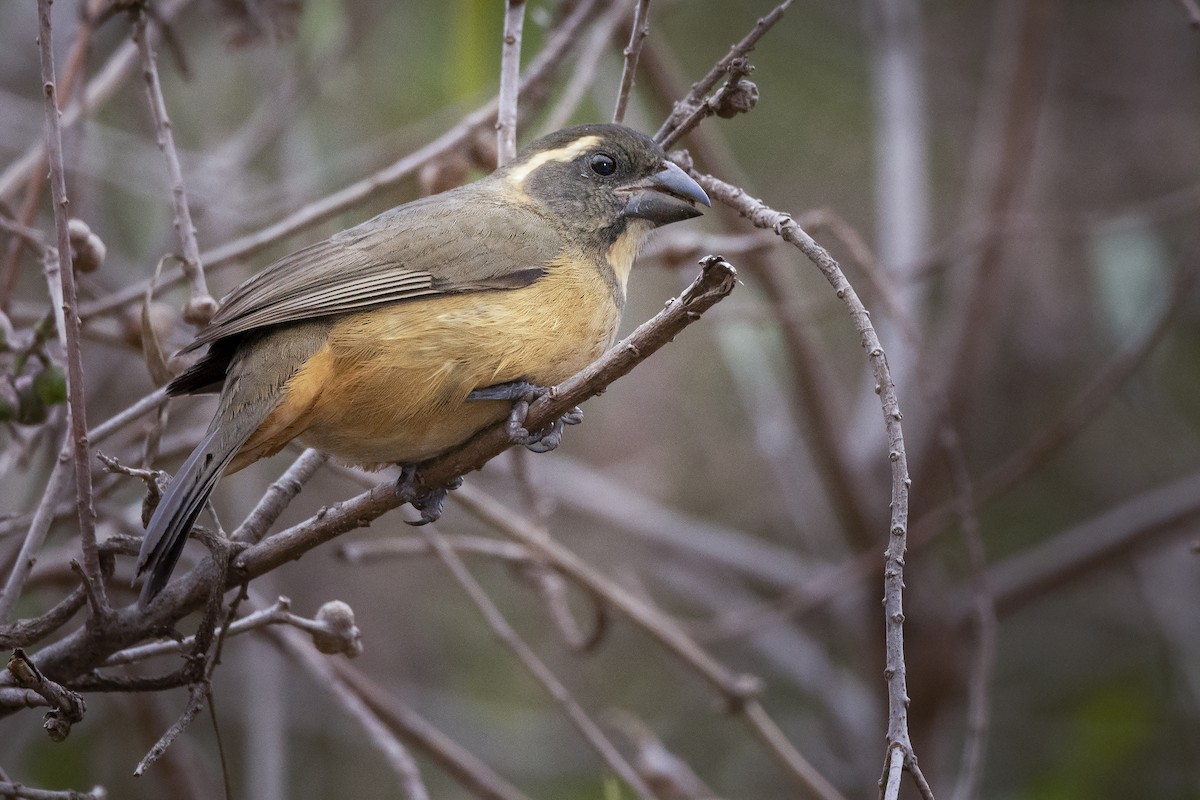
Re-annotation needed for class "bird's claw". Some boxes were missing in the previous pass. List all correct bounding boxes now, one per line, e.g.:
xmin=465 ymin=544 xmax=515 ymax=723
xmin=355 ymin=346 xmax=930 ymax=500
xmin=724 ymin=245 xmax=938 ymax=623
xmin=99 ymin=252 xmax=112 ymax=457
xmin=396 ymin=465 xmax=462 ymax=525
xmin=522 ymin=406 xmax=583 ymax=452
xmin=467 ymin=380 xmax=582 ymax=453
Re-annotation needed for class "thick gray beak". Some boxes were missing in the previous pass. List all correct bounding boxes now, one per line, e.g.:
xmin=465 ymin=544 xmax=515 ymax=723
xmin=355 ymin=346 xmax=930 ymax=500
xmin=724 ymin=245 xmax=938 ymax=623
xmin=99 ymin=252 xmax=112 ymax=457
xmin=622 ymin=161 xmax=711 ymax=226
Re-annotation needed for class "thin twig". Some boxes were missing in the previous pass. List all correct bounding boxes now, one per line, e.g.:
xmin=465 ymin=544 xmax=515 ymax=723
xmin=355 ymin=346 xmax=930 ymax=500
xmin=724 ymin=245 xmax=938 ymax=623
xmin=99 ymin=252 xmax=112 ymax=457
xmin=418 ymin=522 xmax=656 ymax=800
xmin=691 ymin=172 xmax=922 ymax=791
xmin=754 ymin=247 xmax=875 ymax=549
xmin=933 ymin=0 xmax=1058 ymax=433
xmin=35 ymin=0 xmax=109 ymax=618
xmin=0 ymin=780 xmax=106 ymax=800
xmin=527 ymin=455 xmax=817 ymax=587
xmin=972 ymin=255 xmax=1200 ymax=507
xmin=654 ymin=0 xmax=791 ymax=146
xmin=231 ymin=448 xmax=328 ymax=545
xmin=657 ymin=57 xmax=755 ymax=150
xmin=130 ymin=6 xmax=215 ymax=319
xmin=102 ymin=597 xmax=292 ymax=666
xmin=740 ymin=701 xmax=848 ymax=800
xmin=612 ymin=0 xmax=653 ymax=124
xmin=983 ymin=471 xmax=1200 ymax=619
xmin=0 ymin=0 xmax=105 ymax=312
xmin=712 ymin=248 xmax=1200 ymax=639
xmin=0 ymin=215 xmax=49 ymax=255
xmin=135 ymin=681 xmax=210 ymax=776
xmin=496 ymin=0 xmax=527 ymax=166
xmin=910 ymin=760 xmax=937 ymax=800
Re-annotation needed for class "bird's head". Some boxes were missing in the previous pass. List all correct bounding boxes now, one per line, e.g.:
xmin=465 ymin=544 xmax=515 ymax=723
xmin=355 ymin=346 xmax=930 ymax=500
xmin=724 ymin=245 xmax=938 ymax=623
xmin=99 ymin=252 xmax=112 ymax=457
xmin=500 ymin=123 xmax=710 ymax=259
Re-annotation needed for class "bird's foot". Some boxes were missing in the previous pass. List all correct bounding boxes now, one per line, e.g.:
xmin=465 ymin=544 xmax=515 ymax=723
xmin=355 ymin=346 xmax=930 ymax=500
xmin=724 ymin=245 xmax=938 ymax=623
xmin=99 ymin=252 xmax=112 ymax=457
xmin=466 ymin=380 xmax=582 ymax=453
xmin=396 ymin=464 xmax=463 ymax=526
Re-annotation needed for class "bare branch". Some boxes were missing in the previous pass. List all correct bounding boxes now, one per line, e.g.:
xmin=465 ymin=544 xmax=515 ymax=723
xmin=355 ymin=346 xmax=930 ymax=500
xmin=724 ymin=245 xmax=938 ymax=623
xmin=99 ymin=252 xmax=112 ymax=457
xmin=496 ymin=0 xmax=527 ymax=166
xmin=134 ymin=682 xmax=210 ymax=776
xmin=6 ymin=648 xmax=86 ymax=741
xmin=654 ymin=0 xmax=790 ymax=146
xmin=35 ymin=0 xmax=109 ymax=618
xmin=657 ymin=58 xmax=757 ymax=151
xmin=973 ymin=255 xmax=1200 ymax=507
xmin=933 ymin=0 xmax=1060 ymax=428
xmin=0 ymin=780 xmax=106 ymax=800
xmin=450 ymin=483 xmax=756 ymax=699
xmin=0 ymin=584 xmax=87 ymax=649
xmin=612 ymin=0 xmax=652 ymax=124
xmin=231 ymin=448 xmax=328 ymax=546
xmin=881 ymin=744 xmax=904 ymax=800
xmin=130 ymin=7 xmax=216 ymax=322
xmin=0 ymin=453 xmax=73 ymax=623
xmin=0 ymin=214 xmax=49 ymax=255
xmin=984 ymin=471 xmax=1200 ymax=619
xmin=752 ymin=248 xmax=875 ymax=549
xmin=99 ymin=595 xmax=360 ymax=666
xmin=339 ymin=533 xmax=535 ymax=565
xmin=691 ymin=171 xmax=922 ymax=789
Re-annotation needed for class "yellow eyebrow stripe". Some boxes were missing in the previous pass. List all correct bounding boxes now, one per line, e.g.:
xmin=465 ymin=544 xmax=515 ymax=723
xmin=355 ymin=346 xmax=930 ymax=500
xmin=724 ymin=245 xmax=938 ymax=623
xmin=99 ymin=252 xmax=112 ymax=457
xmin=505 ymin=135 xmax=601 ymax=184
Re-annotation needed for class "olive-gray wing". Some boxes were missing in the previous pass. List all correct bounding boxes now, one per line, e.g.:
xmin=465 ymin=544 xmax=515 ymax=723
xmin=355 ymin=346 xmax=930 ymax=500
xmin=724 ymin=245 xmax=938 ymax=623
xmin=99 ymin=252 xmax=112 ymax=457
xmin=184 ymin=185 xmax=562 ymax=352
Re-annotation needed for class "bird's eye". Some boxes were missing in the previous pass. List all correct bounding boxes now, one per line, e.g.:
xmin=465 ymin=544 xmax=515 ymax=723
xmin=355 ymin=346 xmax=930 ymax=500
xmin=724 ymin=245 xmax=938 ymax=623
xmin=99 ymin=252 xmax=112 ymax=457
xmin=589 ymin=153 xmax=617 ymax=176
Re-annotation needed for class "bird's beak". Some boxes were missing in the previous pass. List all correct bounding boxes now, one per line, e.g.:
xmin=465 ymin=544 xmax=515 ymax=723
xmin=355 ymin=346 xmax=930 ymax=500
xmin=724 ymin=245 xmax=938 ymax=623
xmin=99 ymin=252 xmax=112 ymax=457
xmin=621 ymin=161 xmax=711 ymax=225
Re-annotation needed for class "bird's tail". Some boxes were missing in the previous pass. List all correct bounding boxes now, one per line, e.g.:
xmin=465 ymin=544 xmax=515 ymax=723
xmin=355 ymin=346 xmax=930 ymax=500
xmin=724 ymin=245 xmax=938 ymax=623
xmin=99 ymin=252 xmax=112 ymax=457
xmin=134 ymin=426 xmax=246 ymax=607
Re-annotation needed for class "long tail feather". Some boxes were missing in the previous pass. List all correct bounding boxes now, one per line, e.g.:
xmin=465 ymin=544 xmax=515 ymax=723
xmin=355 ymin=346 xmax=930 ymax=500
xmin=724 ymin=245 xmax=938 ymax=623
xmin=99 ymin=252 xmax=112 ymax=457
xmin=134 ymin=427 xmax=244 ymax=607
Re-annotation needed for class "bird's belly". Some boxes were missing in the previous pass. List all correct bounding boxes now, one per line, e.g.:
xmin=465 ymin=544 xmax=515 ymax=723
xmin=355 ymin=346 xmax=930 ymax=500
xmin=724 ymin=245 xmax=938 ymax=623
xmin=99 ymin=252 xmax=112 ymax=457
xmin=300 ymin=396 xmax=511 ymax=466
xmin=287 ymin=270 xmax=621 ymax=467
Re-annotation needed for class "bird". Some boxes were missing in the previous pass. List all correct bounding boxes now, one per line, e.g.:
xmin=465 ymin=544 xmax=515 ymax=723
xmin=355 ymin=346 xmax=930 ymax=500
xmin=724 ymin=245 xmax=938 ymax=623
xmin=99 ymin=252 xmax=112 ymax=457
xmin=133 ymin=123 xmax=710 ymax=606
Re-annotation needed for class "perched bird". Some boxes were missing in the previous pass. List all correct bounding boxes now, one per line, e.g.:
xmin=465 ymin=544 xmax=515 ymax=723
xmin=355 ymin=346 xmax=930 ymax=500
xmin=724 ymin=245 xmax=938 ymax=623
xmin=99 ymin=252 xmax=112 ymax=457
xmin=134 ymin=123 xmax=710 ymax=606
